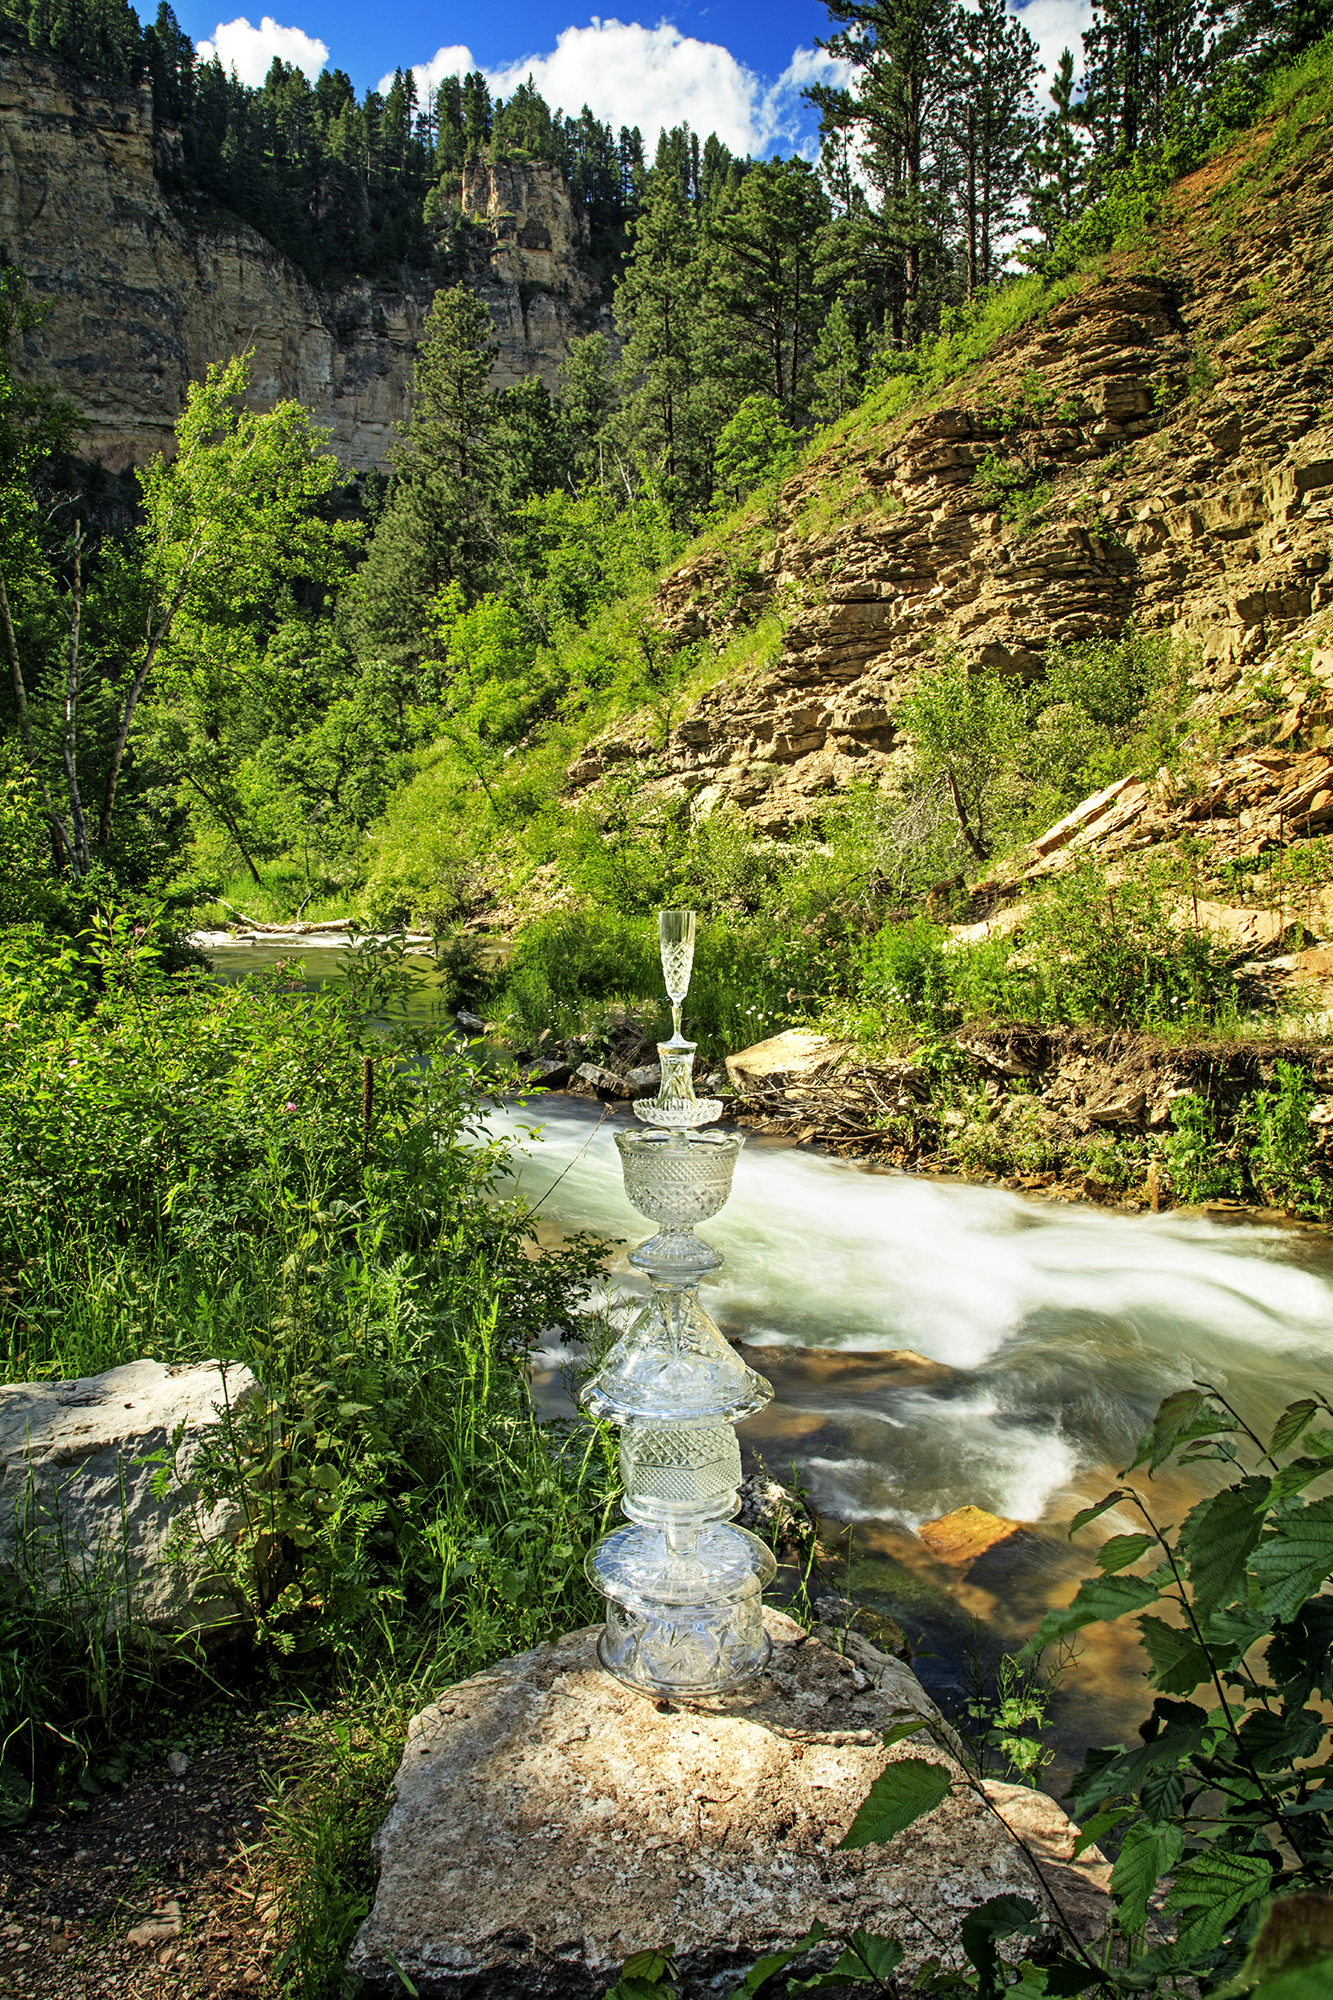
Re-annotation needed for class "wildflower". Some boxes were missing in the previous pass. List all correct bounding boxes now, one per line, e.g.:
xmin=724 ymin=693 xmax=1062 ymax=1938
xmin=284 ymin=1101 xmax=297 ymax=1113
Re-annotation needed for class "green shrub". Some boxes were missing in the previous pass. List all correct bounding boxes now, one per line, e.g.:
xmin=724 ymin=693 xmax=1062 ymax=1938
xmin=0 ymin=918 xmax=614 ymax=1812
xmin=1163 ymin=1092 xmax=1244 ymax=1204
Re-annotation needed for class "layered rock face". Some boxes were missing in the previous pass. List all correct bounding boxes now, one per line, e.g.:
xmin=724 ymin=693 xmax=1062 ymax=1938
xmin=569 ymin=132 xmax=1333 ymax=833
xmin=0 ymin=37 xmax=601 ymax=471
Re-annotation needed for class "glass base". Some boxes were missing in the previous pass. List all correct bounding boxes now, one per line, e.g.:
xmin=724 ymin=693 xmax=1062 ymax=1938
xmin=635 ymin=1097 xmax=723 ymax=1129
xmin=596 ymin=1598 xmax=772 ymax=1696
xmin=628 ymin=1229 xmax=723 ymax=1274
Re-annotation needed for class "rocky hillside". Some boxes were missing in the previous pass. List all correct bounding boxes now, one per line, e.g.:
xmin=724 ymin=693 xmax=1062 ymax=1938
xmin=0 ymin=36 xmax=607 ymax=470
xmin=569 ymin=99 xmax=1333 ymax=844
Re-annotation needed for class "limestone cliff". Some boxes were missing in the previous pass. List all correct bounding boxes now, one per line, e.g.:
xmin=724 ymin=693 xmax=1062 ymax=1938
xmin=569 ymin=111 xmax=1333 ymax=839
xmin=0 ymin=37 xmax=604 ymax=471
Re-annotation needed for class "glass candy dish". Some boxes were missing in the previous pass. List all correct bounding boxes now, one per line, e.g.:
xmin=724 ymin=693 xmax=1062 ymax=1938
xmin=588 ymin=1519 xmax=776 ymax=1695
xmin=615 ymin=1127 xmax=740 ymax=1273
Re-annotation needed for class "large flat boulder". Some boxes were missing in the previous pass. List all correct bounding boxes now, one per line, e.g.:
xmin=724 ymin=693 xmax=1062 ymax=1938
xmin=349 ymin=1609 xmax=1105 ymax=1997
xmin=0 ymin=1359 xmax=260 ymax=1635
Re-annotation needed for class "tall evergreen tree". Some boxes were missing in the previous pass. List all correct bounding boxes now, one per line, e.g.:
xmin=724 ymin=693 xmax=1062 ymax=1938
xmin=612 ymin=172 xmax=718 ymax=513
xmin=1080 ymin=0 xmax=1209 ymax=161
xmin=707 ymin=157 xmax=831 ymax=416
xmin=952 ymin=0 xmax=1040 ymax=295
xmin=352 ymin=286 xmax=498 ymax=665
xmin=810 ymin=0 xmax=959 ymax=347
xmin=1024 ymin=49 xmax=1089 ymax=252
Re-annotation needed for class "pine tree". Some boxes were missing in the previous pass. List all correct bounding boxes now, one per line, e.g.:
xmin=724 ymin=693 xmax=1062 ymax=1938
xmin=1080 ymin=0 xmax=1209 ymax=162
xmin=812 ymin=293 xmax=864 ymax=421
xmin=707 ymin=156 xmax=831 ymax=417
xmin=810 ymin=0 xmax=960 ymax=348
xmin=1024 ymin=48 xmax=1089 ymax=253
xmin=952 ymin=0 xmax=1040 ymax=295
xmin=352 ymin=286 xmax=498 ymax=664
xmin=612 ymin=172 xmax=718 ymax=513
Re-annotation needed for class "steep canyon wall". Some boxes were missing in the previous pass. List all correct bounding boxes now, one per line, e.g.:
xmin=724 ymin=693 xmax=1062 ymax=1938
xmin=0 ymin=36 xmax=603 ymax=471
xmin=567 ymin=130 xmax=1333 ymax=837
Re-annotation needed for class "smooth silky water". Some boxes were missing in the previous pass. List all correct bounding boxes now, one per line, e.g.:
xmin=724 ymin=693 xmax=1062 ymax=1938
xmin=504 ymin=1094 xmax=1333 ymax=1766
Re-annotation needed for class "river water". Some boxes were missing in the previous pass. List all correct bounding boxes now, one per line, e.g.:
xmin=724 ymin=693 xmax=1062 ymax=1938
xmin=203 ymin=940 xmax=1333 ymax=1758
xmin=500 ymin=1095 xmax=1333 ymax=1756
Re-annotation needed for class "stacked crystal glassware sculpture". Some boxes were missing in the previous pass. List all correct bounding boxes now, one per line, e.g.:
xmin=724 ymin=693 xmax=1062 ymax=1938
xmin=580 ymin=910 xmax=776 ymax=1695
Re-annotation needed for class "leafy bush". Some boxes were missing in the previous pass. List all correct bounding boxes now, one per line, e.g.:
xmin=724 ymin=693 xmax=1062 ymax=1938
xmin=0 ymin=919 xmax=614 ymax=1811
xmin=813 ymin=1384 xmax=1333 ymax=1998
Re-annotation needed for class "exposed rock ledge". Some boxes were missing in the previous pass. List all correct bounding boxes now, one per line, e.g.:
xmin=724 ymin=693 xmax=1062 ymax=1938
xmin=349 ymin=1609 xmax=1108 ymax=1997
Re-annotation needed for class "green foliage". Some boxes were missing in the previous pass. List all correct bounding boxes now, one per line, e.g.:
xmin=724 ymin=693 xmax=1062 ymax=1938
xmin=712 ymin=395 xmax=802 ymax=509
xmin=0 ymin=921 xmax=614 ymax=1812
xmin=897 ymin=654 xmax=1025 ymax=862
xmin=1015 ymin=1386 xmax=1333 ymax=1985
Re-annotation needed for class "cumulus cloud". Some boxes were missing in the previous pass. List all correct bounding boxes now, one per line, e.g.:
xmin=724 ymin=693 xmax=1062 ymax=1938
xmin=381 ymin=19 xmax=853 ymax=158
xmin=196 ymin=15 xmax=328 ymax=87
xmin=1011 ymin=0 xmax=1095 ymax=89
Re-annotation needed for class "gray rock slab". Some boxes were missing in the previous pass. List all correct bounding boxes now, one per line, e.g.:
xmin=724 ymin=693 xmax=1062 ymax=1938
xmin=350 ymin=1609 xmax=1107 ymax=1998
xmin=0 ymin=1358 xmax=260 ymax=1634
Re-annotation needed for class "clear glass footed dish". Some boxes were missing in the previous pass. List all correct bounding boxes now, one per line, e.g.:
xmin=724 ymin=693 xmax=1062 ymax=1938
xmin=579 ymin=1283 xmax=772 ymax=1425
xmin=615 ymin=1127 xmax=740 ymax=1272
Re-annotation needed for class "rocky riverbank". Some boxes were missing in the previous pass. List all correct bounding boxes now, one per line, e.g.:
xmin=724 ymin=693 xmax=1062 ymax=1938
xmin=508 ymin=1014 xmax=1333 ymax=1215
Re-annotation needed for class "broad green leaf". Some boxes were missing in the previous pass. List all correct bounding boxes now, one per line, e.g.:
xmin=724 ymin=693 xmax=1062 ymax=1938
xmin=881 ymin=1718 xmax=928 ymax=1749
xmin=1136 ymin=1615 xmax=1212 ymax=1695
xmin=1165 ymin=1850 xmax=1274 ymax=1960
xmin=729 ymin=1924 xmax=826 ymax=1998
xmin=1254 ymin=1497 xmax=1333 ymax=1624
xmin=1071 ymin=1807 xmax=1131 ymax=1858
xmin=1130 ymin=1388 xmax=1208 ymax=1474
xmin=1267 ymin=1597 xmax=1333 ymax=1702
xmin=1070 ymin=1490 xmax=1129 ymax=1537
xmin=621 ymin=1954 xmax=673 ymax=1982
xmin=960 ymin=1896 xmax=1043 ymax=1993
xmin=791 ymin=1932 xmax=906 ymax=1990
xmin=1270 ymin=1458 xmax=1333 ymax=1506
xmin=839 ymin=1758 xmax=953 ymax=1850
xmin=1022 ymin=1573 xmax=1161 ymax=1659
xmin=1096 ymin=1533 xmax=1155 ymax=1574
xmin=1111 ymin=1822 xmax=1185 ymax=1932
xmin=1111 ymin=1701 xmax=1208 ymax=1794
xmin=843 ymin=1932 xmax=904 ymax=1984
xmin=1270 ymin=1402 xmax=1321 ymax=1457
xmin=1177 ymin=1479 xmax=1268 ymax=1615
xmin=1237 ymin=1706 xmax=1327 ymax=1772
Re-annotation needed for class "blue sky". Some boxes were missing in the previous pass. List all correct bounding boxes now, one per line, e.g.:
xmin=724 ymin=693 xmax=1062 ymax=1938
xmin=172 ymin=2 xmax=1092 ymax=156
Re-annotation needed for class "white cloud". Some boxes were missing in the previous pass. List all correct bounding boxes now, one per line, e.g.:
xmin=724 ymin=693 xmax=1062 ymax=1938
xmin=1010 ymin=0 xmax=1094 ymax=90
xmin=382 ymin=19 xmax=853 ymax=158
xmin=196 ymin=15 xmax=328 ymax=87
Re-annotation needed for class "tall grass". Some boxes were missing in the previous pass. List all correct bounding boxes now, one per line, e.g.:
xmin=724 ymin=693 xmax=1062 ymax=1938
xmin=0 ymin=917 xmax=617 ymax=1838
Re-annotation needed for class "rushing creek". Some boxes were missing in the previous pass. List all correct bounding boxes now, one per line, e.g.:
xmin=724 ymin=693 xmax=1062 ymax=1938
xmin=501 ymin=1096 xmax=1333 ymax=1764
xmin=204 ymin=939 xmax=1333 ymax=1767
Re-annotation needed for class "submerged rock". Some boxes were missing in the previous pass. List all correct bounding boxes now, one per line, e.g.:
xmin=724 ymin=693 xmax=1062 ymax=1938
xmin=349 ymin=1610 xmax=1106 ymax=1997
xmin=0 ymin=1359 xmax=261 ymax=1635
xmin=918 ymin=1506 xmax=1028 ymax=1567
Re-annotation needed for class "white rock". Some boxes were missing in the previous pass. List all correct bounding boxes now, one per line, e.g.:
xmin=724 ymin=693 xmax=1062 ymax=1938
xmin=349 ymin=1610 xmax=1107 ymax=1997
xmin=0 ymin=1359 xmax=261 ymax=1635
